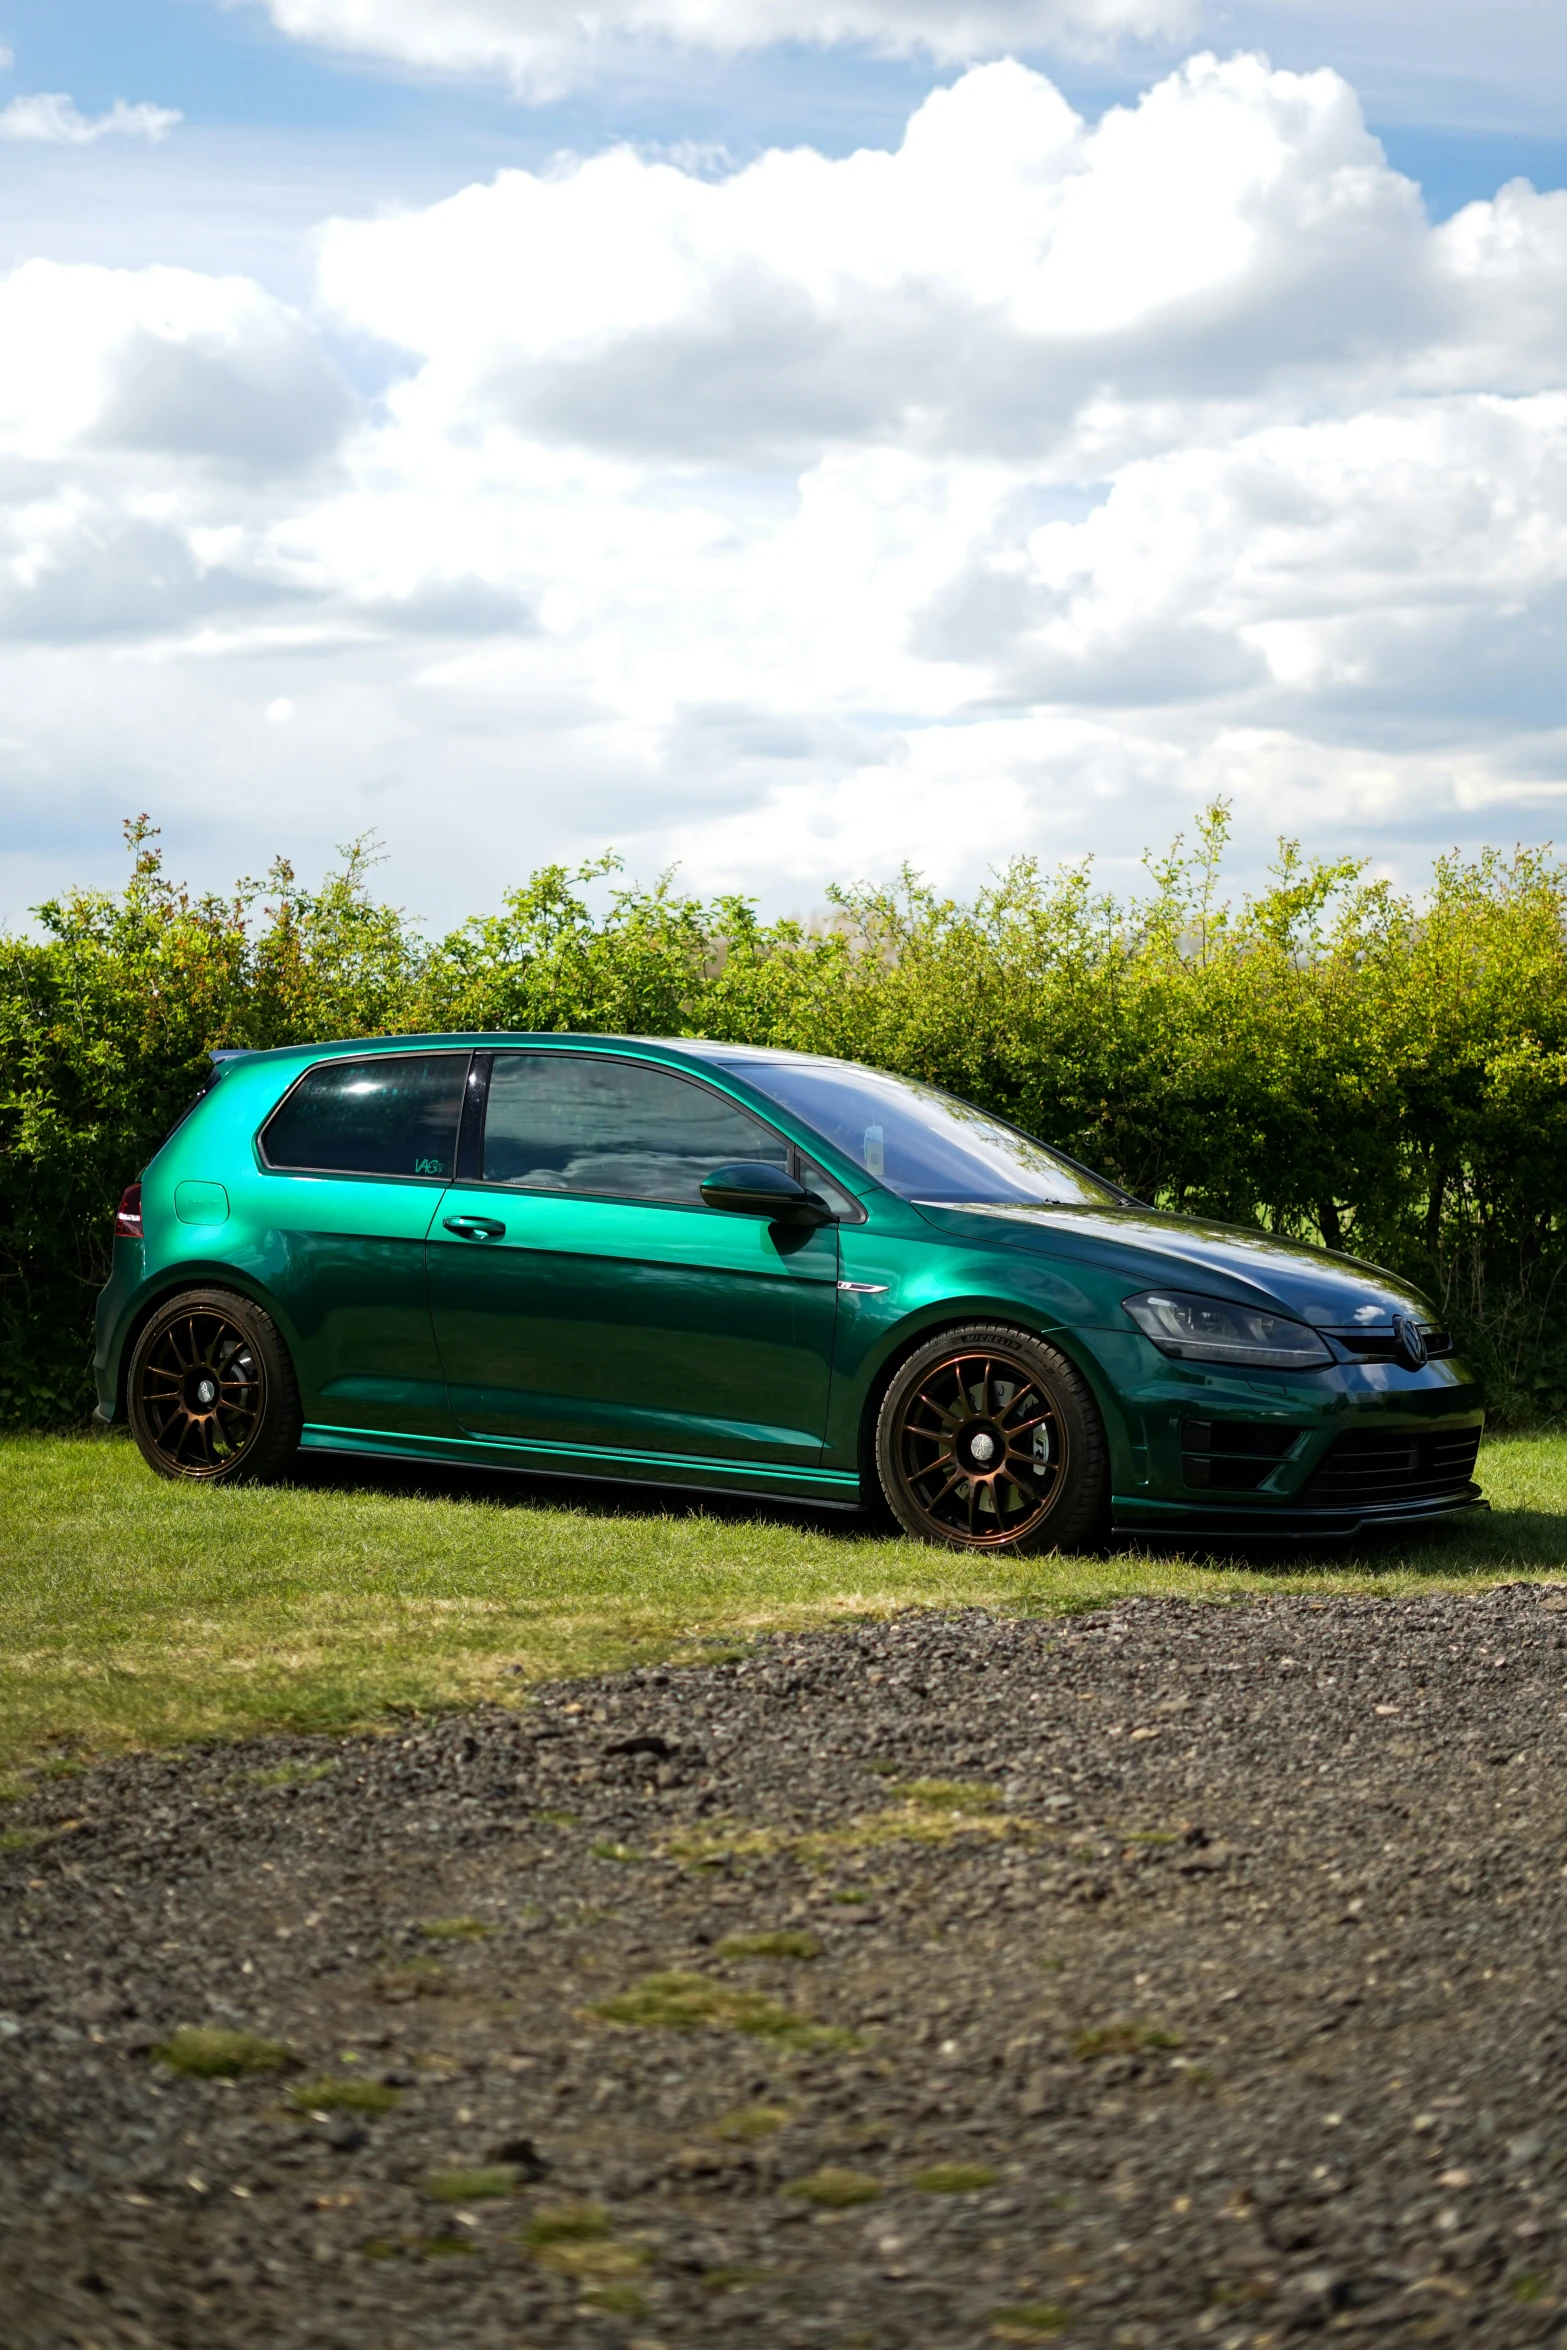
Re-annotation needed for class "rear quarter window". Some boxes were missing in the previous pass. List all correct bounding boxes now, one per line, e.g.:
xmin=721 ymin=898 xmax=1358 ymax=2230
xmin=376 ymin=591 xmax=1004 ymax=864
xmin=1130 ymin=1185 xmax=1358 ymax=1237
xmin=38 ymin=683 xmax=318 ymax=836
xmin=260 ymin=1054 xmax=467 ymax=1180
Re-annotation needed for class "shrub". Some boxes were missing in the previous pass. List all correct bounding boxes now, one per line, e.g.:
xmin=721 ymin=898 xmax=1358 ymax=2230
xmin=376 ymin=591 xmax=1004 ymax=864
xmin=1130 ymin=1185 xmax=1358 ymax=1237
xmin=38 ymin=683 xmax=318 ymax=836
xmin=7 ymin=802 xmax=1567 ymax=1425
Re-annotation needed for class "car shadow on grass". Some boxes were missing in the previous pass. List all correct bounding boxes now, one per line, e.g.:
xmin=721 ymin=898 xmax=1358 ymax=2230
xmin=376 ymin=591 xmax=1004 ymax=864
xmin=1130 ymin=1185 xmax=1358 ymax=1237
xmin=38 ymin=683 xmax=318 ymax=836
xmin=1126 ymin=1503 xmax=1567 ymax=1581
xmin=286 ymin=1446 xmax=883 ymax=1540
xmin=285 ymin=1452 xmax=1566 ymax=1583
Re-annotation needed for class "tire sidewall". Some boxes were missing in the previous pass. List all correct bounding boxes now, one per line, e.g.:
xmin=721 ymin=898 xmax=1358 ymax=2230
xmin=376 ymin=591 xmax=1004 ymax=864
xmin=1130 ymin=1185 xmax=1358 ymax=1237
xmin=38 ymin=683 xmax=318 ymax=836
xmin=875 ymin=1322 xmax=1107 ymax=1555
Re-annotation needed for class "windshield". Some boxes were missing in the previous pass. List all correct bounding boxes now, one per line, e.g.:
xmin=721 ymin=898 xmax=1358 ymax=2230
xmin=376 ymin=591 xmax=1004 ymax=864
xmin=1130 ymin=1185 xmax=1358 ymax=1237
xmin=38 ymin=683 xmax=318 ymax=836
xmin=723 ymin=1060 xmax=1122 ymax=1208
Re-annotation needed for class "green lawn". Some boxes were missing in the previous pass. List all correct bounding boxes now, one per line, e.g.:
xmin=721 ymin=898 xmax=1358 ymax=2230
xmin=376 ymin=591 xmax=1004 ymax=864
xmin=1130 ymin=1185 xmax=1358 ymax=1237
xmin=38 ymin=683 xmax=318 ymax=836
xmin=1 ymin=1429 xmax=1565 ymax=1777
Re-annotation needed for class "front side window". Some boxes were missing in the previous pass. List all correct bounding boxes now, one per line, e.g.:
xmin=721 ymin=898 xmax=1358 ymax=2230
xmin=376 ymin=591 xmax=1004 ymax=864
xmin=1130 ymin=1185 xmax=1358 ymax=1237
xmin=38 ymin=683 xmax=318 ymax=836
xmin=261 ymin=1054 xmax=467 ymax=1180
xmin=482 ymin=1054 xmax=789 ymax=1207
xmin=723 ymin=1059 xmax=1121 ymax=1208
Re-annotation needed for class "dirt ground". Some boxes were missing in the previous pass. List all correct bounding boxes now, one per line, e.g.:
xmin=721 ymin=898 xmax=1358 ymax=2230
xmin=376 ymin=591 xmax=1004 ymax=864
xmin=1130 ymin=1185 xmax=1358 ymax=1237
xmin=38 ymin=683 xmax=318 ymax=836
xmin=5 ymin=1587 xmax=1567 ymax=2349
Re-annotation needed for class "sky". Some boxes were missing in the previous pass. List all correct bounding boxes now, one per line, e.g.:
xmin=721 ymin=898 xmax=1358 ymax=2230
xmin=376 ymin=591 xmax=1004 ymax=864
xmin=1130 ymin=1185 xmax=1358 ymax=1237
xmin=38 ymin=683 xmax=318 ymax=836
xmin=1 ymin=0 xmax=1566 ymax=934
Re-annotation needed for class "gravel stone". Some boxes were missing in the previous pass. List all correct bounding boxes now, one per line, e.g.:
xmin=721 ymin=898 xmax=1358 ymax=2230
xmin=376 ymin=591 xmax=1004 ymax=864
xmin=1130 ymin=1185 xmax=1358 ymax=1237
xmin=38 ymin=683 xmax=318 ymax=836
xmin=4 ymin=1588 xmax=1567 ymax=2344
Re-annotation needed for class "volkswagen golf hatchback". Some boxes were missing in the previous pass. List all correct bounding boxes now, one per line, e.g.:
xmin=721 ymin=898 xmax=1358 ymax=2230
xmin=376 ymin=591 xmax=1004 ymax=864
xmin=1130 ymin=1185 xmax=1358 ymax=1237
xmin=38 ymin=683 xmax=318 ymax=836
xmin=95 ymin=1034 xmax=1485 ymax=1549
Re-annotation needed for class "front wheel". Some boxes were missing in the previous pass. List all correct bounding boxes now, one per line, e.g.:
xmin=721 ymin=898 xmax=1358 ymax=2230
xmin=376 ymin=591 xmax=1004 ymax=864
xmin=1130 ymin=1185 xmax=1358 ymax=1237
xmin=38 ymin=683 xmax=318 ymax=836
xmin=874 ymin=1323 xmax=1108 ymax=1554
xmin=126 ymin=1288 xmax=301 ymax=1484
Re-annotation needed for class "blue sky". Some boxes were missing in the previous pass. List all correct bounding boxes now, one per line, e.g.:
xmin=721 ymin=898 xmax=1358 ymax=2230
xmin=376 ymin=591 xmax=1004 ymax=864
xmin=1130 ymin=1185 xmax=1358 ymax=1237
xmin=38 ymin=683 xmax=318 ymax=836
xmin=1 ymin=0 xmax=1566 ymax=928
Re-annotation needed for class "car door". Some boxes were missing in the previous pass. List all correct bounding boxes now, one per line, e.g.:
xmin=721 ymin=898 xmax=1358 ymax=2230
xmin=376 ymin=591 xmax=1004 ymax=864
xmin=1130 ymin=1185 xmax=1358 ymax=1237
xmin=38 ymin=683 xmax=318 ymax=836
xmin=426 ymin=1050 xmax=841 ymax=1467
xmin=254 ymin=1049 xmax=468 ymax=1438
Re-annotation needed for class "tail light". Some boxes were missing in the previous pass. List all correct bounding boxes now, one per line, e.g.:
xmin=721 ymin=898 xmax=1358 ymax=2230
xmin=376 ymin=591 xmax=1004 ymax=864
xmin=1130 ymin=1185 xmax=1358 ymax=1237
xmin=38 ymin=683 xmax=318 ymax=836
xmin=115 ymin=1184 xmax=144 ymax=1239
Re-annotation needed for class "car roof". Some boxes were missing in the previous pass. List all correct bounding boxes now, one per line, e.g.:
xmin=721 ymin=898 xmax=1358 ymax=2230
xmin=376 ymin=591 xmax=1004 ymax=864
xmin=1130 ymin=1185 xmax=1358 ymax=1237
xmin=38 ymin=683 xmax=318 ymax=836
xmin=215 ymin=1033 xmax=851 ymax=1069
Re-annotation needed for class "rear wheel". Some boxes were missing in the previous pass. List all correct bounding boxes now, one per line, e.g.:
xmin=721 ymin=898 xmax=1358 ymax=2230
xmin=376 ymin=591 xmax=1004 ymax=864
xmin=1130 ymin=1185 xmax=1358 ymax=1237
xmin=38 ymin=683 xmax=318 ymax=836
xmin=875 ymin=1323 xmax=1107 ymax=1554
xmin=127 ymin=1288 xmax=301 ymax=1484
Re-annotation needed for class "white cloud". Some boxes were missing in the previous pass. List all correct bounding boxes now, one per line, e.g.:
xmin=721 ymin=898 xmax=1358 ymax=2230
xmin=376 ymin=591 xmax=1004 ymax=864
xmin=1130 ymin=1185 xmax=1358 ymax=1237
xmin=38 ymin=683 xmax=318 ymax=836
xmin=0 ymin=93 xmax=181 ymax=144
xmin=0 ymin=261 xmax=353 ymax=475
xmin=4 ymin=53 xmax=1567 ymax=919
xmin=254 ymin=0 xmax=1193 ymax=98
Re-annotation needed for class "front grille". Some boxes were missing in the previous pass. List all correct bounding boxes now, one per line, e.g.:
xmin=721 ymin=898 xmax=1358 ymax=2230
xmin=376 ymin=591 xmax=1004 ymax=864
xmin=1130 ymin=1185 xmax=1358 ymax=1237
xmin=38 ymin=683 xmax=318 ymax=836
xmin=1182 ymin=1419 xmax=1306 ymax=1492
xmin=1306 ymin=1425 xmax=1481 ymax=1504
xmin=1325 ymin=1324 xmax=1454 ymax=1362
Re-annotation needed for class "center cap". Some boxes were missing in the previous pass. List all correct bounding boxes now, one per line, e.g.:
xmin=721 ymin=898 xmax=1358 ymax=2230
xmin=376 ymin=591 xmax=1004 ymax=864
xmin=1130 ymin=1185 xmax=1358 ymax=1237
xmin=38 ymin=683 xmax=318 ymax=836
xmin=969 ymin=1430 xmax=998 ymax=1465
xmin=195 ymin=1377 xmax=217 ymax=1407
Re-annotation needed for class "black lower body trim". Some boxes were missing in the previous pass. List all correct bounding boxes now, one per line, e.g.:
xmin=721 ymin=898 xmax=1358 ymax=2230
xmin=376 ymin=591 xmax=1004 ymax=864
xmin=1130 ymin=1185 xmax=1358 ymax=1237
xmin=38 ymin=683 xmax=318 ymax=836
xmin=1112 ymin=1486 xmax=1488 ymax=1542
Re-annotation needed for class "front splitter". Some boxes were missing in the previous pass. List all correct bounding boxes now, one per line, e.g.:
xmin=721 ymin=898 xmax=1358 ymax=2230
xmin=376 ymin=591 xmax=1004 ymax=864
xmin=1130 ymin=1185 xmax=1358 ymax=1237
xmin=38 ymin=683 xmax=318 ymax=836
xmin=1111 ymin=1486 xmax=1489 ymax=1542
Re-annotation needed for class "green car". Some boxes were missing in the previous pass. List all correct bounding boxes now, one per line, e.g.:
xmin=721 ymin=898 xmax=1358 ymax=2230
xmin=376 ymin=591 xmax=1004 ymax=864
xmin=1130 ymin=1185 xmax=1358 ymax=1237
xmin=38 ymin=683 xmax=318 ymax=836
xmin=94 ymin=1033 xmax=1484 ymax=1549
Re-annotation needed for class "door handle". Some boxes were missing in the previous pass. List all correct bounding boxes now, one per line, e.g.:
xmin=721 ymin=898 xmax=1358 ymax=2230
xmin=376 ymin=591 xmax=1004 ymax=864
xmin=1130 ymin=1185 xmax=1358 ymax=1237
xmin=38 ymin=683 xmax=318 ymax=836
xmin=443 ymin=1215 xmax=506 ymax=1240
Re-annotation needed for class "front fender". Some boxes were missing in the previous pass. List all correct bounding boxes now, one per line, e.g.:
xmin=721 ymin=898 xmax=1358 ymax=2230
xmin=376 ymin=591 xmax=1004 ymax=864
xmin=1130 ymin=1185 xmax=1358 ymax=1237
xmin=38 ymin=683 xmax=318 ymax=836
xmin=823 ymin=1231 xmax=1134 ymax=1494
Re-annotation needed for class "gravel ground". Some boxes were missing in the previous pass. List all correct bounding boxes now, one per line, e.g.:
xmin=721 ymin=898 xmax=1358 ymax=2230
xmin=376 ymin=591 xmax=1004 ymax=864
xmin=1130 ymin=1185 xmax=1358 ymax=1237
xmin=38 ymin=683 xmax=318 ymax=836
xmin=5 ymin=1588 xmax=1567 ymax=2350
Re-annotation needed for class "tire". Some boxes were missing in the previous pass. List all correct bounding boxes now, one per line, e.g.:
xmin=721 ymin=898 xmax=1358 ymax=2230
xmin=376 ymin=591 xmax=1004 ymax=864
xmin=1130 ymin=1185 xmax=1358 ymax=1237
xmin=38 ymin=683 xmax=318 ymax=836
xmin=874 ymin=1322 xmax=1108 ymax=1555
xmin=126 ymin=1287 xmax=302 ymax=1485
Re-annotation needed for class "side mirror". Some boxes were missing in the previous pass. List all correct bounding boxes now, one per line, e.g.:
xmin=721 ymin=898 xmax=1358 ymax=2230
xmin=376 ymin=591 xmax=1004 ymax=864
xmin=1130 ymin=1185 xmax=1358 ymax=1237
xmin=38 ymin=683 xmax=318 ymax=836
xmin=700 ymin=1161 xmax=831 ymax=1225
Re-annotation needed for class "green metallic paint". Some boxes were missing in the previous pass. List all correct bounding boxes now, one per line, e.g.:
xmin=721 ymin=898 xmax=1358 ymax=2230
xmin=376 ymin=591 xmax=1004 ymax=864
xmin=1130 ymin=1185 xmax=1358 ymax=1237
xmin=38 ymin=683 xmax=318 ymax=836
xmin=94 ymin=1030 xmax=1486 ymax=1534
xmin=427 ymin=1182 xmax=838 ymax=1462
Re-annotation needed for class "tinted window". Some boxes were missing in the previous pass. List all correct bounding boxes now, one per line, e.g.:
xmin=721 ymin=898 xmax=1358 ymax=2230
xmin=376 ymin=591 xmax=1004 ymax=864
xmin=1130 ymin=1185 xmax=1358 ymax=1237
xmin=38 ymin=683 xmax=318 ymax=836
xmin=262 ymin=1055 xmax=467 ymax=1179
xmin=724 ymin=1059 xmax=1120 ymax=1207
xmin=483 ymin=1054 xmax=789 ymax=1206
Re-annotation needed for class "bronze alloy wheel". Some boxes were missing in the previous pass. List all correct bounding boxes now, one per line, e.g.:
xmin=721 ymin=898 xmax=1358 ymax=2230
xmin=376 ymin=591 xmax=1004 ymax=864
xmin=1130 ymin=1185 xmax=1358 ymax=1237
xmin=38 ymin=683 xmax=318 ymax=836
xmin=127 ymin=1288 xmax=301 ymax=1484
xmin=876 ymin=1323 xmax=1107 ymax=1554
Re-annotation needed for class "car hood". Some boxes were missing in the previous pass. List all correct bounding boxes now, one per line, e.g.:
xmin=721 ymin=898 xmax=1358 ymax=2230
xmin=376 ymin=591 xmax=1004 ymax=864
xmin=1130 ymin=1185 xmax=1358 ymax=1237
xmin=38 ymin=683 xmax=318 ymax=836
xmin=910 ymin=1201 xmax=1437 ymax=1327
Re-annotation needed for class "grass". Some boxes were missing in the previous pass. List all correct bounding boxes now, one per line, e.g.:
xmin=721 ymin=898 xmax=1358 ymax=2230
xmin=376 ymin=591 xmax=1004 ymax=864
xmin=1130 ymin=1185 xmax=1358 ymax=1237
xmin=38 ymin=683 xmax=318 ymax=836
xmin=1 ymin=1427 xmax=1565 ymax=1774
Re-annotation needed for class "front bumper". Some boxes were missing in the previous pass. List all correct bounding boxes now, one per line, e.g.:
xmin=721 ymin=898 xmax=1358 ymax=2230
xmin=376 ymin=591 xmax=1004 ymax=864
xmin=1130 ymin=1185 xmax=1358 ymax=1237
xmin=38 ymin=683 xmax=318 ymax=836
xmin=1084 ymin=1330 xmax=1486 ymax=1539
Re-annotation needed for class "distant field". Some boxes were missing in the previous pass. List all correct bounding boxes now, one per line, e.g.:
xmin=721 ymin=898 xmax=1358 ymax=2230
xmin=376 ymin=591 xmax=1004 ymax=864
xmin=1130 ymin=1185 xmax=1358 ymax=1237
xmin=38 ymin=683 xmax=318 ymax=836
xmin=1 ymin=1429 xmax=1563 ymax=1775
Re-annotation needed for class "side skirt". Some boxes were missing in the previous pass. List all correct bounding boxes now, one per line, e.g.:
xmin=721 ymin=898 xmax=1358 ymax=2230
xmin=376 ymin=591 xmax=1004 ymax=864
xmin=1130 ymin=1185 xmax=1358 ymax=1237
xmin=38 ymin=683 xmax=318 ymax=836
xmin=298 ymin=1422 xmax=867 ymax=1511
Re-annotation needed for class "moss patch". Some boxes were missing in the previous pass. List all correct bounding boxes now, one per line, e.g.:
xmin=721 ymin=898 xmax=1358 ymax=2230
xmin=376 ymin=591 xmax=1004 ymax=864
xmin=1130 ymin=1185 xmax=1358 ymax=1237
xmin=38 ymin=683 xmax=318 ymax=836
xmin=989 ymin=2305 xmax=1072 ymax=2340
xmin=592 ymin=1969 xmax=852 ymax=2049
xmin=246 ymin=1760 xmax=335 ymax=1789
xmin=716 ymin=1929 xmax=822 ymax=1961
xmin=1070 ymin=2021 xmax=1182 ymax=2060
xmin=155 ymin=2026 xmax=295 ymax=2079
xmin=914 ymin=2162 xmax=1000 ymax=2193
xmin=421 ymin=2166 xmax=520 ymax=2202
xmin=785 ymin=2166 xmax=882 ymax=2208
xmin=667 ymin=1795 xmax=1031 ymax=1870
xmin=288 ymin=2076 xmax=399 ymax=2115
xmin=713 ymin=2103 xmax=793 ymax=2142
xmin=522 ymin=2204 xmax=611 ymax=2248
xmin=895 ymin=1778 xmax=1002 ymax=1810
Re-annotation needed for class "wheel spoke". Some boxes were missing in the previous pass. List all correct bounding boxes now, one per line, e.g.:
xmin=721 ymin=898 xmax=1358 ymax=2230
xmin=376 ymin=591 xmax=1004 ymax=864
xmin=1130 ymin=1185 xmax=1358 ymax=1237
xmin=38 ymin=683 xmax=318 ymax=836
xmin=915 ymin=1388 xmax=958 ymax=1428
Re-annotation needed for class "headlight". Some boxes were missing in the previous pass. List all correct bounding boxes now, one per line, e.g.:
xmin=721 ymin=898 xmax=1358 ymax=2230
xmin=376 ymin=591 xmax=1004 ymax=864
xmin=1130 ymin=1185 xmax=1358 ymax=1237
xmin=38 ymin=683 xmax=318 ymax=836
xmin=1123 ymin=1289 xmax=1332 ymax=1370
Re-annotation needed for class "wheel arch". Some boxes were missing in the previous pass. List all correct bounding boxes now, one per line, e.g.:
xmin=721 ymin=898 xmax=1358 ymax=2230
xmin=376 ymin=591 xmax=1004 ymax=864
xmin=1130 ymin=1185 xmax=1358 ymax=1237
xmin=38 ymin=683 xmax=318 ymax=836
xmin=849 ymin=1298 xmax=1122 ymax=1506
xmin=110 ymin=1265 xmax=301 ymax=1422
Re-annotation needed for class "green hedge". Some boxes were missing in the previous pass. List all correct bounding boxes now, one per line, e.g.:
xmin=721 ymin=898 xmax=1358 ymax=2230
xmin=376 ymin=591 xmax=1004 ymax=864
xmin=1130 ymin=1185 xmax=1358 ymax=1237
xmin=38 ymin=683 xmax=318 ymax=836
xmin=5 ymin=806 xmax=1566 ymax=1427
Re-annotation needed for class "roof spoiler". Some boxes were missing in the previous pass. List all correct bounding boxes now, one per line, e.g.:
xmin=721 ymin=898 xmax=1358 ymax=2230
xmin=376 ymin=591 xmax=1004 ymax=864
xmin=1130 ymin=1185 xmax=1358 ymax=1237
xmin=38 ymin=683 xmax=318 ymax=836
xmin=209 ymin=1049 xmax=252 ymax=1065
